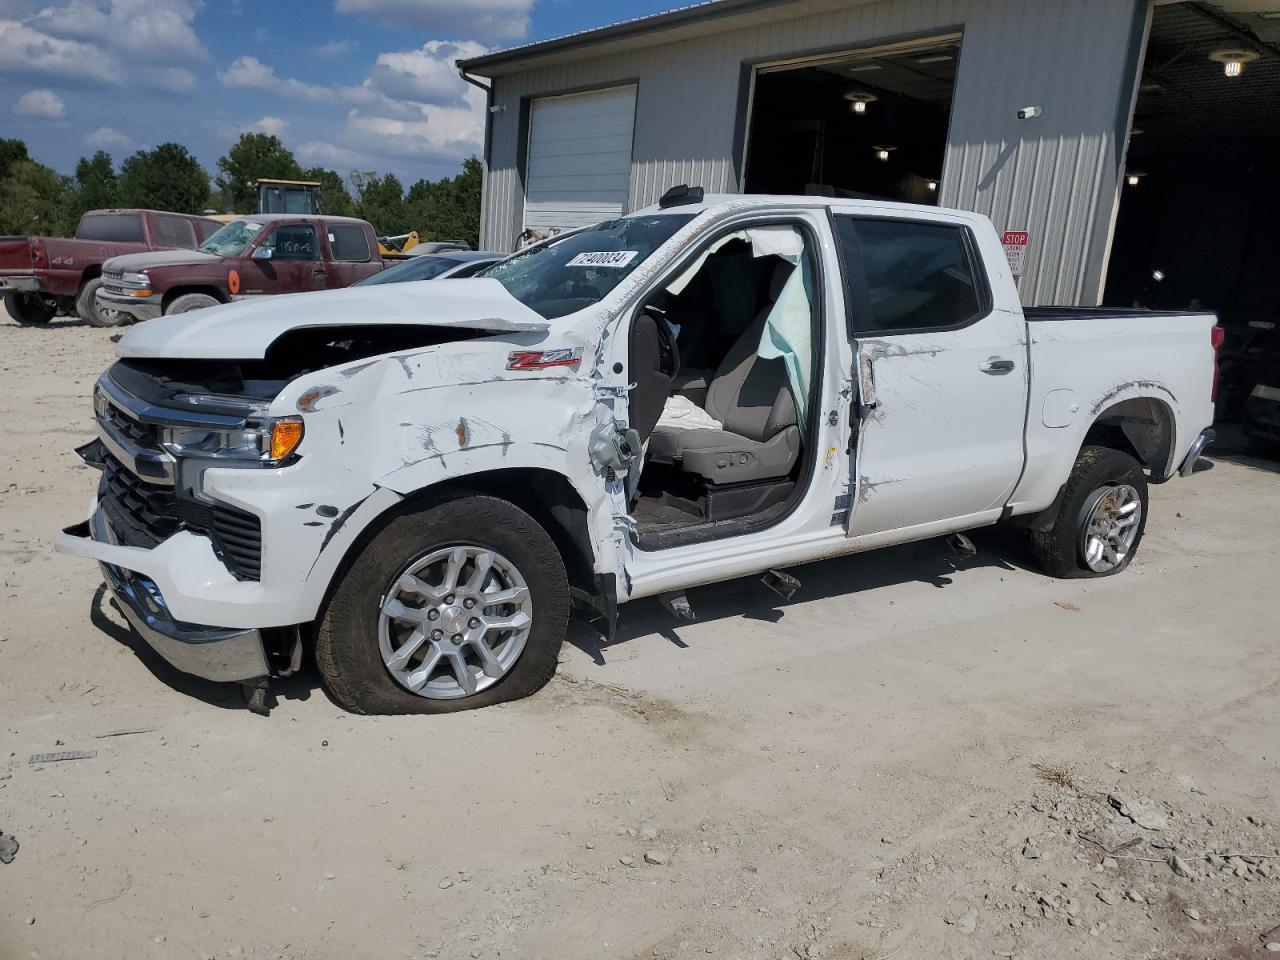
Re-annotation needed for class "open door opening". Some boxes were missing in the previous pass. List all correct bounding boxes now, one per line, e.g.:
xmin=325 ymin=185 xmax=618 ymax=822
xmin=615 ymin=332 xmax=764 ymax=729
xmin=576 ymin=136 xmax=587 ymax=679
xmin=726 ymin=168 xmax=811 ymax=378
xmin=626 ymin=224 xmax=821 ymax=551
xmin=743 ymin=37 xmax=959 ymax=202
xmin=1104 ymin=2 xmax=1280 ymax=418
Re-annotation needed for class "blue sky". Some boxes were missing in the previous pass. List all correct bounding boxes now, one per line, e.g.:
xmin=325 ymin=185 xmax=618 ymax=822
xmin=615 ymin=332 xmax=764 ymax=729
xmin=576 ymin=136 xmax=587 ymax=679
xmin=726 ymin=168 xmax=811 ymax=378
xmin=0 ymin=0 xmax=680 ymax=186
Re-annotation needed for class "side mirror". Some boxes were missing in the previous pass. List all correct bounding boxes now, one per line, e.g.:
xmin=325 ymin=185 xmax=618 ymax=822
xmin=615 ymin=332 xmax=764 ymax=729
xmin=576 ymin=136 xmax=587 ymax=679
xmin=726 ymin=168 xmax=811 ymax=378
xmin=252 ymin=246 xmax=273 ymax=261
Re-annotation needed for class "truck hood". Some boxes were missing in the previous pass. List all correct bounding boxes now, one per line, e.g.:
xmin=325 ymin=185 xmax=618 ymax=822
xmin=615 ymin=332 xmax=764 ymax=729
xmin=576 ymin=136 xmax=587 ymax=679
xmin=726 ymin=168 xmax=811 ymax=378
xmin=107 ymin=249 xmax=224 ymax=271
xmin=115 ymin=279 xmax=552 ymax=360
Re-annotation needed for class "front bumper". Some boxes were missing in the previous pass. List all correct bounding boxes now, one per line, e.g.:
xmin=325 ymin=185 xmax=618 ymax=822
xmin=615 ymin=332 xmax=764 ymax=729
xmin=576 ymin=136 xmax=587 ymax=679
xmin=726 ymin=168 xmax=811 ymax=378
xmin=0 ymin=275 xmax=42 ymax=293
xmin=69 ymin=511 xmax=268 ymax=683
xmin=96 ymin=288 xmax=162 ymax=322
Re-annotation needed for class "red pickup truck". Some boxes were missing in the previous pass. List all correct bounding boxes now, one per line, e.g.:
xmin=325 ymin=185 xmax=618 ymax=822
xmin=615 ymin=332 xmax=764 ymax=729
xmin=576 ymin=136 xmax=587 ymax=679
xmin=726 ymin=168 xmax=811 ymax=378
xmin=0 ymin=209 xmax=219 ymax=326
xmin=96 ymin=214 xmax=391 ymax=324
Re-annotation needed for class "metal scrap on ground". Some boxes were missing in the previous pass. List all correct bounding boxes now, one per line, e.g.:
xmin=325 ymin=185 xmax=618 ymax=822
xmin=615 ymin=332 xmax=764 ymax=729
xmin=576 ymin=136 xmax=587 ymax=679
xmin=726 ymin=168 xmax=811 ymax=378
xmin=29 ymin=750 xmax=97 ymax=764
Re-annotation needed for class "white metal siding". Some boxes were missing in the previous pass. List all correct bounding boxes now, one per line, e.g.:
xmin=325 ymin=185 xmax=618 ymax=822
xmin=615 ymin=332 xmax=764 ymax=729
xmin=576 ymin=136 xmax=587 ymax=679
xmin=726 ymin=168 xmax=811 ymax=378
xmin=524 ymin=86 xmax=637 ymax=231
xmin=479 ymin=0 xmax=1147 ymax=306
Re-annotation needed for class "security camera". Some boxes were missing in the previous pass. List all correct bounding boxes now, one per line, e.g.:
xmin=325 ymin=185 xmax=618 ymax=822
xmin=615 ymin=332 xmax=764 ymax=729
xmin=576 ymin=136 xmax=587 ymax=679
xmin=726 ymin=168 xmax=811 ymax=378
xmin=1017 ymin=106 xmax=1042 ymax=120
xmin=488 ymin=104 xmax=507 ymax=114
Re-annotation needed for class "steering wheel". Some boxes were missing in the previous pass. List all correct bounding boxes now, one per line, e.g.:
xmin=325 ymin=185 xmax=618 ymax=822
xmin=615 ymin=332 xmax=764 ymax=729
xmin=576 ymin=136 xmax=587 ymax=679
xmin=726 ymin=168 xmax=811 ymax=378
xmin=644 ymin=304 xmax=681 ymax=378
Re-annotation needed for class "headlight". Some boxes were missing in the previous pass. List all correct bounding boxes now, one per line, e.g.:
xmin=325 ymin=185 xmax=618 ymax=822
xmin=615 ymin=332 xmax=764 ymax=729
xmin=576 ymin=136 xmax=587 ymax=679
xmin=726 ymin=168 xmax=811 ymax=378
xmin=114 ymin=271 xmax=153 ymax=297
xmin=162 ymin=415 xmax=303 ymax=464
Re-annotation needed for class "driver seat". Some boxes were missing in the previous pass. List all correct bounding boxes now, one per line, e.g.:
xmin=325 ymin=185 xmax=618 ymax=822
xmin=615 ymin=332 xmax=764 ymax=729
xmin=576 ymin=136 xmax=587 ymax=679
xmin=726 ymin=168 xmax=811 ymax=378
xmin=647 ymin=262 xmax=801 ymax=485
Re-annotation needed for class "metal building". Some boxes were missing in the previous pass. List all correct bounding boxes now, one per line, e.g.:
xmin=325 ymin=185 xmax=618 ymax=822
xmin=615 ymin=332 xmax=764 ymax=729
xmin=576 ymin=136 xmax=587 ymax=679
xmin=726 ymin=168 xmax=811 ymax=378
xmin=460 ymin=0 xmax=1280 ymax=311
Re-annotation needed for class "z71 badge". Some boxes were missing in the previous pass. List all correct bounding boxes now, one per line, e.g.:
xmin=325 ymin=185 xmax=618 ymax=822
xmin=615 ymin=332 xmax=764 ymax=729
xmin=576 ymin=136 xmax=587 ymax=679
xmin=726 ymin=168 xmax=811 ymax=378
xmin=506 ymin=348 xmax=582 ymax=371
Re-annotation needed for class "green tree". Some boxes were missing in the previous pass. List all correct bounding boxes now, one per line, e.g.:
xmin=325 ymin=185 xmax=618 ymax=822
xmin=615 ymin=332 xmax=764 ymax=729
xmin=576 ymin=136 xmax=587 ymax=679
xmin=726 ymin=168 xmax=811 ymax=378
xmin=303 ymin=166 xmax=355 ymax=218
xmin=68 ymin=151 xmax=119 ymax=221
xmin=117 ymin=143 xmax=211 ymax=213
xmin=0 ymin=159 xmax=74 ymax=236
xmin=216 ymin=133 xmax=303 ymax=214
xmin=0 ymin=138 xmax=31 ymax=182
xmin=352 ymin=171 xmax=408 ymax=235
xmin=406 ymin=157 xmax=482 ymax=249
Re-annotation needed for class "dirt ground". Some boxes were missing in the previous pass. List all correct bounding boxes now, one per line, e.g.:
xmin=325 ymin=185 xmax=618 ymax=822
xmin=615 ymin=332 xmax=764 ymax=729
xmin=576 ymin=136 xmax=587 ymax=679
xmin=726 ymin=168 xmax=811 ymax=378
xmin=1 ymin=306 xmax=1278 ymax=960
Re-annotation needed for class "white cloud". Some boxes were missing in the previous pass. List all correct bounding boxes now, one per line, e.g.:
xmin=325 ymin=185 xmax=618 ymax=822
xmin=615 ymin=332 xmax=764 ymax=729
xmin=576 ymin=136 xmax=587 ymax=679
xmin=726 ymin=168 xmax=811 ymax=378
xmin=295 ymin=141 xmax=375 ymax=170
xmin=31 ymin=0 xmax=208 ymax=64
xmin=344 ymin=95 xmax=486 ymax=161
xmin=246 ymin=115 xmax=289 ymax=136
xmin=313 ymin=39 xmax=357 ymax=58
xmin=218 ymin=55 xmax=332 ymax=102
xmin=370 ymin=39 xmax=487 ymax=106
xmin=83 ymin=126 xmax=134 ymax=150
xmin=15 ymin=88 xmax=66 ymax=119
xmin=334 ymin=0 xmax=532 ymax=42
xmin=0 ymin=18 xmax=119 ymax=82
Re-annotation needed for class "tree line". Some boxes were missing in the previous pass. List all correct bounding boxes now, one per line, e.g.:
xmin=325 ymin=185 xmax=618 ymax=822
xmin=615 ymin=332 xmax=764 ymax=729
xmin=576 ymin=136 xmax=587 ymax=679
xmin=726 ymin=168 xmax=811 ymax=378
xmin=0 ymin=134 xmax=482 ymax=248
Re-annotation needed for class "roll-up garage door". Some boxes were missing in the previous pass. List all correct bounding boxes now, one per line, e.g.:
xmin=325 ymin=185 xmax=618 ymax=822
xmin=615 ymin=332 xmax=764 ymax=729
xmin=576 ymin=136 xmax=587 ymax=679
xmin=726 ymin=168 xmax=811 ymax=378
xmin=524 ymin=85 xmax=637 ymax=232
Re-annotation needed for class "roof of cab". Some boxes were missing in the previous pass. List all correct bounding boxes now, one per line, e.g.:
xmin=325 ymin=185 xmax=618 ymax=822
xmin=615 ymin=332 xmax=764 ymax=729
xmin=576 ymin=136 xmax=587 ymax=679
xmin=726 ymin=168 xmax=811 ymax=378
xmin=630 ymin=192 xmax=987 ymax=226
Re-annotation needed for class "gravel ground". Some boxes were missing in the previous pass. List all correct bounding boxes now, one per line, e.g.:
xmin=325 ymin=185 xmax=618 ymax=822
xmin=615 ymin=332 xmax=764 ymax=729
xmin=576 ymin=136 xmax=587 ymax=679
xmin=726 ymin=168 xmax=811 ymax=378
xmin=1 ymin=306 xmax=1278 ymax=960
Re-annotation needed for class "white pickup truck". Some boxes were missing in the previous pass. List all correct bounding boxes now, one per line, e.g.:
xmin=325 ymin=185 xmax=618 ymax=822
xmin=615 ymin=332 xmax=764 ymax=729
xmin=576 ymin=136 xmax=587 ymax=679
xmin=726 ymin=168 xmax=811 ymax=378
xmin=57 ymin=188 xmax=1219 ymax=715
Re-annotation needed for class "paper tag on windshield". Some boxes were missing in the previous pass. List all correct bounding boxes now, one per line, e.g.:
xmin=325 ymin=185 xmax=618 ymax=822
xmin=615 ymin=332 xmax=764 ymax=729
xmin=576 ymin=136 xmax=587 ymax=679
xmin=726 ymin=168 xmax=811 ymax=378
xmin=566 ymin=251 xmax=638 ymax=268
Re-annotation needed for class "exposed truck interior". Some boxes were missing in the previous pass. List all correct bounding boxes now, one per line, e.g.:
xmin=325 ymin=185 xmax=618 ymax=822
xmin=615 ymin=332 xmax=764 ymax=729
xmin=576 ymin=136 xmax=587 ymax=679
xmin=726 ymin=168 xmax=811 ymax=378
xmin=1104 ymin=2 xmax=1279 ymax=414
xmin=743 ymin=37 xmax=958 ymax=203
xmin=627 ymin=223 xmax=820 ymax=550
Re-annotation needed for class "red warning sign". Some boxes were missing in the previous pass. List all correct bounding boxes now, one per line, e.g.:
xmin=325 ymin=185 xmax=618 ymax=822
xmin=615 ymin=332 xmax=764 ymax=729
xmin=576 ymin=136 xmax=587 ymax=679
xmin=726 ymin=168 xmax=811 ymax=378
xmin=1002 ymin=231 xmax=1029 ymax=278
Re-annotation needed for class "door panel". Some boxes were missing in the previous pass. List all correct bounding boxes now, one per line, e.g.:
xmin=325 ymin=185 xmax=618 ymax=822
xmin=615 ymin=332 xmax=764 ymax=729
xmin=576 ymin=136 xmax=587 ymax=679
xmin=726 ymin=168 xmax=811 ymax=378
xmin=848 ymin=309 xmax=1028 ymax=535
xmin=831 ymin=214 xmax=1029 ymax=538
xmin=248 ymin=223 xmax=325 ymax=294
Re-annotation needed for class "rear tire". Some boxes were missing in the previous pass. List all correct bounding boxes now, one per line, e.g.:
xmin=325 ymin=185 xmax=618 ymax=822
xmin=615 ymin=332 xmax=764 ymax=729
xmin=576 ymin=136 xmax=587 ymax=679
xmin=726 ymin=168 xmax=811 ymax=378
xmin=4 ymin=292 xmax=55 ymax=325
xmin=1031 ymin=445 xmax=1149 ymax=579
xmin=315 ymin=493 xmax=570 ymax=715
xmin=166 ymin=293 xmax=220 ymax=315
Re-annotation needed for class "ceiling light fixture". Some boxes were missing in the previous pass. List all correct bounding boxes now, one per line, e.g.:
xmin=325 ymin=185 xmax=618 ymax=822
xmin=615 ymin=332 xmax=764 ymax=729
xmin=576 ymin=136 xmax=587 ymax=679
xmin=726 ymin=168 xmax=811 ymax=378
xmin=916 ymin=54 xmax=954 ymax=64
xmin=874 ymin=145 xmax=896 ymax=162
xmin=844 ymin=91 xmax=878 ymax=114
xmin=846 ymin=63 xmax=883 ymax=73
xmin=1209 ymin=48 xmax=1259 ymax=77
xmin=926 ymin=179 xmax=939 ymax=192
xmin=1126 ymin=171 xmax=1145 ymax=186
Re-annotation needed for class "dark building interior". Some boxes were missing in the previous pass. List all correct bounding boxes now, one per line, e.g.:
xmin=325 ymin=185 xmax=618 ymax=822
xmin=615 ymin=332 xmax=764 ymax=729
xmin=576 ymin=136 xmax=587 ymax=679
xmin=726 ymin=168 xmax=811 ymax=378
xmin=743 ymin=40 xmax=957 ymax=204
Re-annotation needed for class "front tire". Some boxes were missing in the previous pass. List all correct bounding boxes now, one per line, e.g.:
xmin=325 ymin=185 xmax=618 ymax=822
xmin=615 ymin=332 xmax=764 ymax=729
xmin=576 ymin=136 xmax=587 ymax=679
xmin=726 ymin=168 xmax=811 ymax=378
xmin=315 ymin=493 xmax=570 ymax=715
xmin=4 ymin=291 xmax=55 ymax=325
xmin=166 ymin=292 xmax=221 ymax=315
xmin=1031 ymin=445 xmax=1149 ymax=579
xmin=77 ymin=278 xmax=126 ymax=327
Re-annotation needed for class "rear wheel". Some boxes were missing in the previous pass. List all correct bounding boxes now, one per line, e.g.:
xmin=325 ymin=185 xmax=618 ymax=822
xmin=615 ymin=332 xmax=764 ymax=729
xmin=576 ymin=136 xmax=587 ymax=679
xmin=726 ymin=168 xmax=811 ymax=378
xmin=1031 ymin=445 xmax=1149 ymax=579
xmin=166 ymin=292 xmax=220 ymax=315
xmin=315 ymin=493 xmax=570 ymax=715
xmin=4 ymin=292 xmax=55 ymax=325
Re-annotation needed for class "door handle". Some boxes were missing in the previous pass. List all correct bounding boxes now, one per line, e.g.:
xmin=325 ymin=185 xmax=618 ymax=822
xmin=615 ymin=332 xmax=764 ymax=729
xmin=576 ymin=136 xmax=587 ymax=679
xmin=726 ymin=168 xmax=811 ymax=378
xmin=980 ymin=358 xmax=1016 ymax=375
xmin=312 ymin=268 xmax=327 ymax=278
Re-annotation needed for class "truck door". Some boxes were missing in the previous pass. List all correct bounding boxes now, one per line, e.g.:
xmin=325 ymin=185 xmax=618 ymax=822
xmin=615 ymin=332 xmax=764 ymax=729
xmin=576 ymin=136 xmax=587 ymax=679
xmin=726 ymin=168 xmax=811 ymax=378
xmin=249 ymin=221 xmax=327 ymax=293
xmin=322 ymin=223 xmax=382 ymax=288
xmin=833 ymin=215 xmax=1028 ymax=538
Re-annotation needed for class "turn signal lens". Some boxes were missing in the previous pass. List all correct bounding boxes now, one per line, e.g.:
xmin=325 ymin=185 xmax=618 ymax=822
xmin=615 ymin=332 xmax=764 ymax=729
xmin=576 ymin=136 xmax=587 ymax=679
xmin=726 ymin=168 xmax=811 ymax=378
xmin=269 ymin=418 xmax=304 ymax=460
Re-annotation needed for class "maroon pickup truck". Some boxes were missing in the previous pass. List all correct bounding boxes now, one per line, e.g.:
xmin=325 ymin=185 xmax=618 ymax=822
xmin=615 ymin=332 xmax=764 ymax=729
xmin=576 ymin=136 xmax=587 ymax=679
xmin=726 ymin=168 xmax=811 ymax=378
xmin=96 ymin=214 xmax=390 ymax=324
xmin=0 ymin=209 xmax=220 ymax=326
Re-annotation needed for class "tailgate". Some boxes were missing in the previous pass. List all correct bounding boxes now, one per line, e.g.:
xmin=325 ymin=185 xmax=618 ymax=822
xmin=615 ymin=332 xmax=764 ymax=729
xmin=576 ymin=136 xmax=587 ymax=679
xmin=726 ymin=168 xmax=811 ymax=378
xmin=0 ymin=236 xmax=35 ymax=271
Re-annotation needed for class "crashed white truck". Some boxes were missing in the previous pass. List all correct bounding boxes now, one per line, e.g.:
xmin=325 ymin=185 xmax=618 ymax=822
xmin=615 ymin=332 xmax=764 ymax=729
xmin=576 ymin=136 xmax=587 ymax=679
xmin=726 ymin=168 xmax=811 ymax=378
xmin=57 ymin=187 xmax=1220 ymax=715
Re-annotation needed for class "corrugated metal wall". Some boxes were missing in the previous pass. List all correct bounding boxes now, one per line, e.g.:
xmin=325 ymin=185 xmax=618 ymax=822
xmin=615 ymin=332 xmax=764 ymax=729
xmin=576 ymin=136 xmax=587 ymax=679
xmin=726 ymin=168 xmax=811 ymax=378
xmin=482 ymin=0 xmax=1148 ymax=306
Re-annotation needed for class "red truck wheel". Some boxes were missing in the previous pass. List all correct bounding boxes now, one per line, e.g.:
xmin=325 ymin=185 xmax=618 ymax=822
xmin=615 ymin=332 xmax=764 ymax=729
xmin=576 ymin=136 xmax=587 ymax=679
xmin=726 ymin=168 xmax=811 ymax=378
xmin=4 ymin=292 xmax=55 ymax=326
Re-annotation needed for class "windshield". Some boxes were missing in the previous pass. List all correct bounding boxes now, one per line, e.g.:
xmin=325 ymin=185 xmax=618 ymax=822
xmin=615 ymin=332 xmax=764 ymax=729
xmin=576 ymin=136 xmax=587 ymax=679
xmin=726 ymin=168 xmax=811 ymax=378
xmin=475 ymin=214 xmax=696 ymax=319
xmin=357 ymin=256 xmax=461 ymax=286
xmin=199 ymin=219 xmax=264 ymax=257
